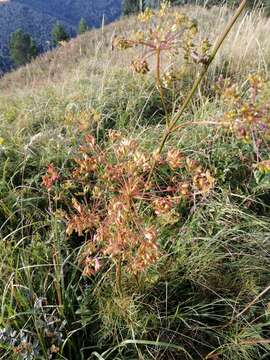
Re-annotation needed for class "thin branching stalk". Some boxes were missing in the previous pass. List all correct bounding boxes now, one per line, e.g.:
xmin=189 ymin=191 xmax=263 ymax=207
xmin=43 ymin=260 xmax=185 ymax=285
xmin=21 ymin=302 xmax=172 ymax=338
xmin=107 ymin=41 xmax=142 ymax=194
xmin=116 ymin=257 xmax=123 ymax=295
xmin=156 ymin=46 xmax=170 ymax=127
xmin=231 ymin=282 xmax=270 ymax=324
xmin=145 ymin=0 xmax=247 ymax=187
xmin=170 ymin=0 xmax=248 ymax=132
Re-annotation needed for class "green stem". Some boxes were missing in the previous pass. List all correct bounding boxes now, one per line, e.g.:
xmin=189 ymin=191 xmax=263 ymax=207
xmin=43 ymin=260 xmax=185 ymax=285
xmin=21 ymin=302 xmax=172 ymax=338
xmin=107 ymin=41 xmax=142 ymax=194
xmin=169 ymin=0 xmax=247 ymax=133
xmin=116 ymin=258 xmax=123 ymax=295
xmin=145 ymin=0 xmax=247 ymax=187
xmin=156 ymin=47 xmax=170 ymax=127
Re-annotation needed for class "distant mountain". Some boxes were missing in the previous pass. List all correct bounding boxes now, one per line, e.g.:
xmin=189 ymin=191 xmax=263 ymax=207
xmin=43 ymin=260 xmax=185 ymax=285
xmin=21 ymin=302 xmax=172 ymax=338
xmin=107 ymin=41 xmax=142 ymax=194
xmin=0 ymin=0 xmax=122 ymax=73
xmin=14 ymin=0 xmax=122 ymax=26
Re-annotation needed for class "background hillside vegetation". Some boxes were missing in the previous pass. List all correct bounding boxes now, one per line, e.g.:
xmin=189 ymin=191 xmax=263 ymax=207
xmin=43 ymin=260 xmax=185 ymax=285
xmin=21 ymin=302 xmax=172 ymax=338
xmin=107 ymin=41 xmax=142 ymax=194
xmin=0 ymin=0 xmax=121 ymax=72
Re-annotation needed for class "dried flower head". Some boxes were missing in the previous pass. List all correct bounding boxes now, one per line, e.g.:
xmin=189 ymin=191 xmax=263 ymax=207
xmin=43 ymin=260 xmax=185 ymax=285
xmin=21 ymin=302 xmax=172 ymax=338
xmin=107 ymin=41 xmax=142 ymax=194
xmin=82 ymin=256 xmax=101 ymax=276
xmin=219 ymin=74 xmax=270 ymax=144
xmin=167 ymin=148 xmax=185 ymax=169
xmin=129 ymin=226 xmax=159 ymax=274
xmin=131 ymin=58 xmax=150 ymax=74
xmin=66 ymin=199 xmax=99 ymax=236
xmin=254 ymin=160 xmax=270 ymax=174
xmin=113 ymin=1 xmax=211 ymax=82
xmin=186 ymin=158 xmax=201 ymax=173
xmin=193 ymin=170 xmax=215 ymax=195
xmin=44 ymin=132 xmax=214 ymax=282
xmin=153 ymin=197 xmax=174 ymax=215
xmin=42 ymin=164 xmax=60 ymax=191
xmin=138 ymin=7 xmax=154 ymax=22
xmin=112 ymin=35 xmax=133 ymax=50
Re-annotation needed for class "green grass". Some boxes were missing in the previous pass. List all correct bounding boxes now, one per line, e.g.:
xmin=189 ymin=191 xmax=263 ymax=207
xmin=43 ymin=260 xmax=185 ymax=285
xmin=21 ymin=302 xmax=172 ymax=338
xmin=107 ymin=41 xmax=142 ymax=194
xmin=0 ymin=3 xmax=270 ymax=360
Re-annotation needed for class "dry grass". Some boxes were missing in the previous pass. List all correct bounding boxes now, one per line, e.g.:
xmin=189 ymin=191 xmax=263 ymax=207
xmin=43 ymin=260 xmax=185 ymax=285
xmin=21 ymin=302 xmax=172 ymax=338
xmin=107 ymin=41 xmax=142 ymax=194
xmin=1 ymin=4 xmax=269 ymax=96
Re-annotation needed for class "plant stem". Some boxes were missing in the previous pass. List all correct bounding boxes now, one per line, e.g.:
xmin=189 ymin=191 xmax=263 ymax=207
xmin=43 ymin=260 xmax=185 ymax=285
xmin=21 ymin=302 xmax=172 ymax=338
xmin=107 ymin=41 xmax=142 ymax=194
xmin=145 ymin=0 xmax=247 ymax=187
xmin=169 ymin=0 xmax=247 ymax=133
xmin=156 ymin=47 xmax=170 ymax=127
xmin=116 ymin=258 xmax=123 ymax=295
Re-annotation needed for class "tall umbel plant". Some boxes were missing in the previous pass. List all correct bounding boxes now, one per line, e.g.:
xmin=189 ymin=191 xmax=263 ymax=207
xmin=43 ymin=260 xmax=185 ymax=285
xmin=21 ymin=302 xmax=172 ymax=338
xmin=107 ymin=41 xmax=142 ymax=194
xmin=115 ymin=0 xmax=248 ymax=185
xmin=44 ymin=1 xmax=247 ymax=293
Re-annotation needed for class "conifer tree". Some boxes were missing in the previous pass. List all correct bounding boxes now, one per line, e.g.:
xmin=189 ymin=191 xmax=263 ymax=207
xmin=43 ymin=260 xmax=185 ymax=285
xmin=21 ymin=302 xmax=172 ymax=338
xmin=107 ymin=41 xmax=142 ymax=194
xmin=52 ymin=22 xmax=70 ymax=46
xmin=78 ymin=18 xmax=89 ymax=34
xmin=9 ymin=29 xmax=38 ymax=67
xmin=122 ymin=0 xmax=140 ymax=15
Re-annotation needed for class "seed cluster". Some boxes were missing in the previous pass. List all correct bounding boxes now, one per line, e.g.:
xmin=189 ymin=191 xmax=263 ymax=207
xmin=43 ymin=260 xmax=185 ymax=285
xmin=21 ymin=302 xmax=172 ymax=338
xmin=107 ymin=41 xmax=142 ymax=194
xmin=218 ymin=74 xmax=270 ymax=143
xmin=42 ymin=133 xmax=214 ymax=278
xmin=112 ymin=1 xmax=211 ymax=87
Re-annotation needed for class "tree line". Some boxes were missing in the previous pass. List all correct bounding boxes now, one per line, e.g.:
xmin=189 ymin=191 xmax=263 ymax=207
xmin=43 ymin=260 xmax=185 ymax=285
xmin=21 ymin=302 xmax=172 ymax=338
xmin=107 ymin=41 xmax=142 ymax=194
xmin=9 ymin=18 xmax=89 ymax=67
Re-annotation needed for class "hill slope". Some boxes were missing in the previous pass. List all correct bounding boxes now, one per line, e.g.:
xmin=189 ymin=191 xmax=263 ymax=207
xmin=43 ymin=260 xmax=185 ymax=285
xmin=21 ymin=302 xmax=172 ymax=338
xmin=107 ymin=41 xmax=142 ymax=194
xmin=0 ymin=0 xmax=122 ymax=72
xmin=14 ymin=0 xmax=122 ymax=26
xmin=0 ymin=1 xmax=74 ymax=72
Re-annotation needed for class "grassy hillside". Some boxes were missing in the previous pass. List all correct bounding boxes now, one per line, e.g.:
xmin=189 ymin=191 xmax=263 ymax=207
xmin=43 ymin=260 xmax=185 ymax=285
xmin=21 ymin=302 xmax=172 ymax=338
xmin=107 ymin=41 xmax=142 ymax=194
xmin=0 ymin=3 xmax=270 ymax=359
